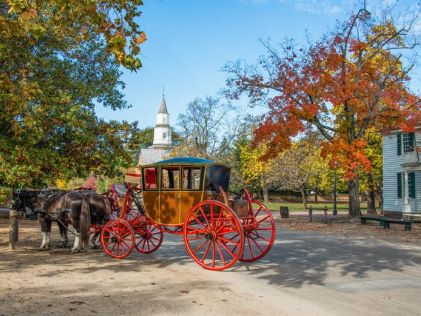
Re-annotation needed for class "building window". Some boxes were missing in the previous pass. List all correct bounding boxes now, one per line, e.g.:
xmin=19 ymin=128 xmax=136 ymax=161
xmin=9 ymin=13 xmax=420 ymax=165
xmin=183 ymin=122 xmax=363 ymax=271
xmin=397 ymin=173 xmax=403 ymax=199
xmin=403 ymin=133 xmax=415 ymax=153
xmin=163 ymin=132 xmax=166 ymax=139
xmin=409 ymin=172 xmax=416 ymax=198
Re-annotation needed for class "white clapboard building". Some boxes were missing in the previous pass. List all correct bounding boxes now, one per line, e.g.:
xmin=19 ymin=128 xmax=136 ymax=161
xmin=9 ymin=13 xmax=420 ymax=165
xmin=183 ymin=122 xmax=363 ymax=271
xmin=383 ymin=127 xmax=421 ymax=217
xmin=138 ymin=95 xmax=174 ymax=165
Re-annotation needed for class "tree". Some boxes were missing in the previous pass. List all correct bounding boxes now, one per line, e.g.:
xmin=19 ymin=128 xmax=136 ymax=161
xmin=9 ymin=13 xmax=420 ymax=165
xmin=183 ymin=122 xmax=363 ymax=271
xmin=359 ymin=128 xmax=383 ymax=214
xmin=237 ymin=140 xmax=272 ymax=202
xmin=174 ymin=96 xmax=242 ymax=159
xmin=225 ymin=5 xmax=421 ymax=216
xmin=0 ymin=1 xmax=146 ymax=188
xmin=268 ymin=138 xmax=324 ymax=209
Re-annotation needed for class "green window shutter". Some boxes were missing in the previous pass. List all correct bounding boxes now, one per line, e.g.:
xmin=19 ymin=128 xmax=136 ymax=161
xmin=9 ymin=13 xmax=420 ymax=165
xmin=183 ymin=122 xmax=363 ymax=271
xmin=409 ymin=133 xmax=415 ymax=152
xmin=397 ymin=173 xmax=402 ymax=199
xmin=409 ymin=172 xmax=416 ymax=199
xmin=397 ymin=133 xmax=402 ymax=156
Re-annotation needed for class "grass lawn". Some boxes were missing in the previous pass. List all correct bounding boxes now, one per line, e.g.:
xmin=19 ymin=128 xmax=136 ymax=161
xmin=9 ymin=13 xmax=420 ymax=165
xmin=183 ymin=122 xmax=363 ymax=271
xmin=265 ymin=201 xmax=367 ymax=212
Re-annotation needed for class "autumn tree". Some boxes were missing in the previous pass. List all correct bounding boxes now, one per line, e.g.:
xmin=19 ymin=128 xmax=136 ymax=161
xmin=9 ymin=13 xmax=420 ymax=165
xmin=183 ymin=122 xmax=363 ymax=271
xmin=359 ymin=128 xmax=383 ymax=214
xmin=0 ymin=1 xmax=146 ymax=188
xmin=225 ymin=5 xmax=421 ymax=216
xmin=237 ymin=140 xmax=272 ymax=202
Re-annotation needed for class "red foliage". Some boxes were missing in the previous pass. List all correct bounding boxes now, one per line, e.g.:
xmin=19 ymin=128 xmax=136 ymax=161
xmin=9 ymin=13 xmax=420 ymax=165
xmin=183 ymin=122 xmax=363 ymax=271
xmin=248 ymin=15 xmax=421 ymax=179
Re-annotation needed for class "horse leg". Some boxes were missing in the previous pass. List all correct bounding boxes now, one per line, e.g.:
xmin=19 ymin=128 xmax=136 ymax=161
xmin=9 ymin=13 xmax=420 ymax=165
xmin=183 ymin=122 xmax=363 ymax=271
xmin=57 ymin=221 xmax=68 ymax=248
xmin=71 ymin=221 xmax=81 ymax=254
xmin=90 ymin=232 xmax=100 ymax=249
xmin=45 ymin=217 xmax=52 ymax=249
xmin=38 ymin=213 xmax=51 ymax=249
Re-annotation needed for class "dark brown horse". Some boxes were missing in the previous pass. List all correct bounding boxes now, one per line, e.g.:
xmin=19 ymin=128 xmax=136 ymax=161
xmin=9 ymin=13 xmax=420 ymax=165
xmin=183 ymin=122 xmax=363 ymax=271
xmin=35 ymin=191 xmax=91 ymax=252
xmin=35 ymin=190 xmax=111 ymax=251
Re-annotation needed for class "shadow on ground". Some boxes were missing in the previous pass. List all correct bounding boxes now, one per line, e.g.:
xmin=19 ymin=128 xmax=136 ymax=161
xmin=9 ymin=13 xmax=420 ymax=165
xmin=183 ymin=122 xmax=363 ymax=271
xmin=1 ymin=220 xmax=421 ymax=290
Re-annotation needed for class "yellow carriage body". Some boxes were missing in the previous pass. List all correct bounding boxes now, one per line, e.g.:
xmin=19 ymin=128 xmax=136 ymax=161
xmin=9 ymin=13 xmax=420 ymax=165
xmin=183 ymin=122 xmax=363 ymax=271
xmin=141 ymin=157 xmax=230 ymax=225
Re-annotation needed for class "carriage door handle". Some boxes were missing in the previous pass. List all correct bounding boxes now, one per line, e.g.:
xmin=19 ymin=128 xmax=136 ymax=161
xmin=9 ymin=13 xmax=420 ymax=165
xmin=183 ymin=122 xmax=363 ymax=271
xmin=177 ymin=193 xmax=181 ymax=199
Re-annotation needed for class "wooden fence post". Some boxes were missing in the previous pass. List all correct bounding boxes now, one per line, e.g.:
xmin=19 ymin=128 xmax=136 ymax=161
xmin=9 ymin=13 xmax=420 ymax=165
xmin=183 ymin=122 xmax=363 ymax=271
xmin=9 ymin=209 xmax=19 ymax=250
xmin=324 ymin=206 xmax=328 ymax=218
xmin=280 ymin=206 xmax=289 ymax=218
xmin=308 ymin=206 xmax=312 ymax=222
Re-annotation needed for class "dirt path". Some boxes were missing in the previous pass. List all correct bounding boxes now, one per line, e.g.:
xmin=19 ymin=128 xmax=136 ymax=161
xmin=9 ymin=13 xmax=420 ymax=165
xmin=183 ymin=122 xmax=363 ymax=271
xmin=1 ymin=219 xmax=421 ymax=315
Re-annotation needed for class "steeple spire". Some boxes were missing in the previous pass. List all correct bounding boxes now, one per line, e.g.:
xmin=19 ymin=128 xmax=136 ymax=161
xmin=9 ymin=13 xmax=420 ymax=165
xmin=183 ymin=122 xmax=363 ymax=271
xmin=158 ymin=93 xmax=168 ymax=114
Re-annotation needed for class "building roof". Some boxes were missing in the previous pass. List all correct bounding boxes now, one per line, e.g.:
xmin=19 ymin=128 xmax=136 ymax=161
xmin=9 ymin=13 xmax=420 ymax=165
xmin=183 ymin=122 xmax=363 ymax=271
xmin=139 ymin=148 xmax=171 ymax=165
xmin=158 ymin=95 xmax=168 ymax=114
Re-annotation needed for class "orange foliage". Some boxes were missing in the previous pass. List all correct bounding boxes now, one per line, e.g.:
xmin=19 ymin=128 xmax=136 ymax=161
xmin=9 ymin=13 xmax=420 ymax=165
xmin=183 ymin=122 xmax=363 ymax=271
xmin=246 ymin=14 xmax=421 ymax=179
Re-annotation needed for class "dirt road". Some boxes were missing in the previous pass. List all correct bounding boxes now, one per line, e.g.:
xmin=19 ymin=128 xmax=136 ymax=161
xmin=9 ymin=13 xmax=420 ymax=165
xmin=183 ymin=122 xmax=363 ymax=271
xmin=1 ymin=219 xmax=421 ymax=315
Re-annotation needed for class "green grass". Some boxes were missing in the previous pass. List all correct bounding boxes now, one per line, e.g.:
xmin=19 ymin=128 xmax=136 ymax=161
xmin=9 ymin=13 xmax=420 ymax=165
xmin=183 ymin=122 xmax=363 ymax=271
xmin=265 ymin=201 xmax=367 ymax=212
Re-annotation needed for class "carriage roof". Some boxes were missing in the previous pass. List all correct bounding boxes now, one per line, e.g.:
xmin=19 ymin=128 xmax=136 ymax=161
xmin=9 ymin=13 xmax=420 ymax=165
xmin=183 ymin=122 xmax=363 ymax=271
xmin=142 ymin=157 xmax=228 ymax=168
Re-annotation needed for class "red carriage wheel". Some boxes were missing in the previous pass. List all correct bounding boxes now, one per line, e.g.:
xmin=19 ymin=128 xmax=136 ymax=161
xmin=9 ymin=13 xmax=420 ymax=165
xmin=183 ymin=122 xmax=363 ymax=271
xmin=100 ymin=219 xmax=135 ymax=259
xmin=134 ymin=217 xmax=163 ymax=254
xmin=184 ymin=200 xmax=244 ymax=271
xmin=239 ymin=200 xmax=276 ymax=262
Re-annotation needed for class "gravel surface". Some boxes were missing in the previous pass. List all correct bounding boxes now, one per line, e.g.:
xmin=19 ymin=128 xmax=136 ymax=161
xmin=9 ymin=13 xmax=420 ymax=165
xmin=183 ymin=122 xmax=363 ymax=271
xmin=1 ymin=218 xmax=421 ymax=316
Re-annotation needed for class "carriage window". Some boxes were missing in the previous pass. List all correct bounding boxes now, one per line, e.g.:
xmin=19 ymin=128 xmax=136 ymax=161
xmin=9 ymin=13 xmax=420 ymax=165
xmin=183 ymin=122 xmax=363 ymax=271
xmin=205 ymin=165 xmax=230 ymax=192
xmin=143 ymin=168 xmax=158 ymax=190
xmin=161 ymin=167 xmax=180 ymax=190
xmin=183 ymin=167 xmax=203 ymax=190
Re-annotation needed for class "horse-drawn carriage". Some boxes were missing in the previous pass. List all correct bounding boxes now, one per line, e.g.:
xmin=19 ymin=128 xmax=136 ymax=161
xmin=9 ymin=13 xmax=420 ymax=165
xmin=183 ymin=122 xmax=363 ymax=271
xmin=99 ymin=157 xmax=276 ymax=271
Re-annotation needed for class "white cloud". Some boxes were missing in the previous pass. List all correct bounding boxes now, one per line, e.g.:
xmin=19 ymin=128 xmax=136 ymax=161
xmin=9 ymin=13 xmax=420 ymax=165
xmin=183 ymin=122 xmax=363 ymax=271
xmin=279 ymin=0 xmax=350 ymax=16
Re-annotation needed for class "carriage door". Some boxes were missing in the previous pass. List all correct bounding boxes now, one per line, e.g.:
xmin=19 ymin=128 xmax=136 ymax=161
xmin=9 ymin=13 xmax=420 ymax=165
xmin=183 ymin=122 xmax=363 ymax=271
xmin=160 ymin=166 xmax=181 ymax=224
xmin=180 ymin=166 xmax=204 ymax=223
xmin=142 ymin=167 xmax=159 ymax=221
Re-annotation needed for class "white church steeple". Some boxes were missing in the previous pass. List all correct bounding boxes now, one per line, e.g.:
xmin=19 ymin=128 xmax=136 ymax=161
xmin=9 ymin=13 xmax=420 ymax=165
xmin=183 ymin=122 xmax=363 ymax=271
xmin=152 ymin=94 xmax=172 ymax=148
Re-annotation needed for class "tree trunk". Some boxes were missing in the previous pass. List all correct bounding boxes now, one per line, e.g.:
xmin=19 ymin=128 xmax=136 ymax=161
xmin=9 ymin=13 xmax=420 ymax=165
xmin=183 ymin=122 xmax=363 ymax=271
xmin=333 ymin=169 xmax=338 ymax=215
xmin=300 ymin=187 xmax=307 ymax=210
xmin=376 ymin=185 xmax=383 ymax=214
xmin=367 ymin=172 xmax=376 ymax=214
xmin=348 ymin=175 xmax=361 ymax=217
xmin=314 ymin=188 xmax=318 ymax=202
xmin=262 ymin=187 xmax=269 ymax=204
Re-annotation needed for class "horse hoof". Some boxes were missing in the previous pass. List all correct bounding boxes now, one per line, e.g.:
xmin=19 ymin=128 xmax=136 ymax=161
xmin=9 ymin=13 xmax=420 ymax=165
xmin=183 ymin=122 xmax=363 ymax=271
xmin=71 ymin=248 xmax=80 ymax=254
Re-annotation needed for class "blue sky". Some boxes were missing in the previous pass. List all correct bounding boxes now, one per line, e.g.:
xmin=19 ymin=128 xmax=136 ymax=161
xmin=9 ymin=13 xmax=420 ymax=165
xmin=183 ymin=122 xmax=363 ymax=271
xmin=96 ymin=0 xmax=421 ymax=129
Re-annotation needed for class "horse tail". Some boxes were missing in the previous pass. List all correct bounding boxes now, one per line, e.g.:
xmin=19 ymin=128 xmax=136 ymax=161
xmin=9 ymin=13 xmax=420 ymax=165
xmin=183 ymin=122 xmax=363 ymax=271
xmin=103 ymin=196 xmax=111 ymax=223
xmin=79 ymin=194 xmax=91 ymax=250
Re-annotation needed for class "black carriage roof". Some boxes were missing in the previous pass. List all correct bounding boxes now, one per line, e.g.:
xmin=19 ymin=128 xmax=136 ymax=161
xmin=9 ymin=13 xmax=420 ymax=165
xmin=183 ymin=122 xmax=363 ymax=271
xmin=143 ymin=157 xmax=228 ymax=168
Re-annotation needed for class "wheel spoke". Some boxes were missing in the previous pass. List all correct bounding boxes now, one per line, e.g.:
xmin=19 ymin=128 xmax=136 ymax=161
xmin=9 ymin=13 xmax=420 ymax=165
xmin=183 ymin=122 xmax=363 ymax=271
xmin=247 ymin=237 xmax=255 ymax=258
xmin=253 ymin=205 xmax=263 ymax=217
xmin=187 ymin=234 xmax=207 ymax=241
xmin=201 ymin=240 xmax=212 ymax=263
xmin=217 ymin=240 xmax=235 ymax=258
xmin=191 ymin=214 xmax=208 ymax=231
xmin=211 ymin=241 xmax=216 ymax=268
xmin=199 ymin=207 xmax=211 ymax=227
xmin=250 ymin=236 xmax=265 ymax=252
xmin=193 ymin=238 xmax=209 ymax=253
xmin=257 ymin=215 xmax=270 ymax=224
xmin=149 ymin=238 xmax=157 ymax=247
xmin=186 ymin=225 xmax=207 ymax=235
xmin=210 ymin=203 xmax=214 ymax=230
xmin=215 ymin=241 xmax=226 ymax=266
xmin=219 ymin=235 xmax=240 ymax=246
xmin=254 ymin=227 xmax=273 ymax=232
